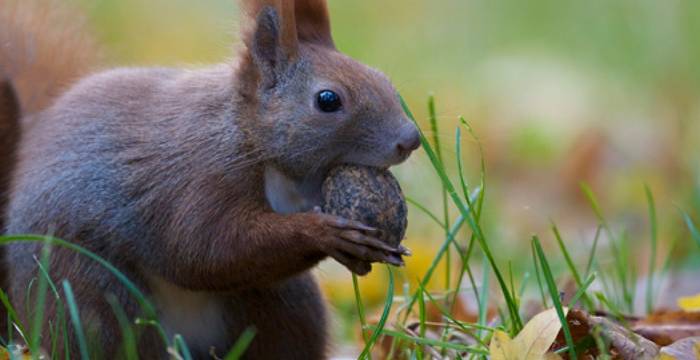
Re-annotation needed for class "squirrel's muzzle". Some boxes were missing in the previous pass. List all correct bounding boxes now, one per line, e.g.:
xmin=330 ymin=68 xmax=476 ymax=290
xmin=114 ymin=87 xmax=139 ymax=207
xmin=395 ymin=123 xmax=421 ymax=159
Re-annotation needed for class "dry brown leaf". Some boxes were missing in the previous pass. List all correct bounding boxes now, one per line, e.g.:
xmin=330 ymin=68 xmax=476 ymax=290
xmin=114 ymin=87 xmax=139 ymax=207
xmin=633 ymin=310 xmax=700 ymax=346
xmin=633 ymin=324 xmax=700 ymax=346
xmin=642 ymin=310 xmax=700 ymax=324
xmin=550 ymin=308 xmax=601 ymax=359
xmin=590 ymin=316 xmax=659 ymax=360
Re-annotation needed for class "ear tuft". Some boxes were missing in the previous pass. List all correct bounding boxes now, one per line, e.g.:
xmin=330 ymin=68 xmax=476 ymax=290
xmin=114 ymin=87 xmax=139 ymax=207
xmin=241 ymin=1 xmax=298 ymax=55
xmin=251 ymin=6 xmax=282 ymax=72
xmin=295 ymin=0 xmax=334 ymax=48
xmin=241 ymin=2 xmax=300 ymax=90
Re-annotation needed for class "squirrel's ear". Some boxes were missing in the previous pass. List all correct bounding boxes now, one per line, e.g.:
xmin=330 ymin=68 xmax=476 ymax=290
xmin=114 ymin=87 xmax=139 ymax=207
xmin=295 ymin=0 xmax=335 ymax=48
xmin=242 ymin=1 xmax=298 ymax=88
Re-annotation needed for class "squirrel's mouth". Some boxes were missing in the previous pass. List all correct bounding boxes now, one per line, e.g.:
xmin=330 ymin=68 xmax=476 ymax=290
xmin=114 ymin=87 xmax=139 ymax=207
xmin=337 ymin=152 xmax=410 ymax=172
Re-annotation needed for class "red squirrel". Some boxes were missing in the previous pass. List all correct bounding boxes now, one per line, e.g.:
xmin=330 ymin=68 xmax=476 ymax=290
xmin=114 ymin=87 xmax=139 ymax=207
xmin=0 ymin=0 xmax=420 ymax=358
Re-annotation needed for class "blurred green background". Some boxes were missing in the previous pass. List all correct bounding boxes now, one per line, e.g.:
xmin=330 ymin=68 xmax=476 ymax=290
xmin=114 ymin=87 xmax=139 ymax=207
xmin=73 ymin=0 xmax=700 ymax=353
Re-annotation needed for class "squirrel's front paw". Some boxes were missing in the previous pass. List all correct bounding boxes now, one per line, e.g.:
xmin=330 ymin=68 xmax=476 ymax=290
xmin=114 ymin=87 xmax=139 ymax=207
xmin=308 ymin=213 xmax=406 ymax=275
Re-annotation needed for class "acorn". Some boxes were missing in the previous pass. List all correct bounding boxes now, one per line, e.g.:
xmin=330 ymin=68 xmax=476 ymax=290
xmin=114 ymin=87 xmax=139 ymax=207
xmin=322 ymin=165 xmax=407 ymax=248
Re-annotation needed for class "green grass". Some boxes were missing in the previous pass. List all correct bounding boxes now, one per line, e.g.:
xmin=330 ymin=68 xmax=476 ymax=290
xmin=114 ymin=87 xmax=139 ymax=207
xmin=346 ymin=96 xmax=699 ymax=358
xmin=62 ymin=281 xmax=89 ymax=360
xmin=532 ymin=235 xmax=577 ymax=360
xmin=644 ymin=184 xmax=658 ymax=315
xmin=0 ymin=96 xmax=698 ymax=359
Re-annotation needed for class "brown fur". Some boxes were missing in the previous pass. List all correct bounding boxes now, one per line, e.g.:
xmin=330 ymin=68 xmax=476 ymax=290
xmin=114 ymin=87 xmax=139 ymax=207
xmin=0 ymin=0 xmax=98 ymax=115
xmin=0 ymin=79 xmax=20 ymax=340
xmin=1 ymin=0 xmax=420 ymax=358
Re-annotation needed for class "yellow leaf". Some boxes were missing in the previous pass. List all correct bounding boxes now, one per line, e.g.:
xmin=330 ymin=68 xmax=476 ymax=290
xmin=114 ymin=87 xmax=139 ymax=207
xmin=678 ymin=293 xmax=700 ymax=312
xmin=0 ymin=346 xmax=8 ymax=360
xmin=515 ymin=307 xmax=569 ymax=360
xmin=490 ymin=330 xmax=516 ymax=360
xmin=489 ymin=308 xmax=568 ymax=360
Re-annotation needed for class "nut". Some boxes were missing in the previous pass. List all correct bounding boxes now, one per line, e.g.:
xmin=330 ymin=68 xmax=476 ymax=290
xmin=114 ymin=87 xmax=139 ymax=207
xmin=322 ymin=165 xmax=407 ymax=247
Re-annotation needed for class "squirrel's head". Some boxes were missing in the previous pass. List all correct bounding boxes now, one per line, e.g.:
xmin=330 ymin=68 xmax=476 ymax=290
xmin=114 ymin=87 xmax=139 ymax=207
xmin=237 ymin=0 xmax=420 ymax=179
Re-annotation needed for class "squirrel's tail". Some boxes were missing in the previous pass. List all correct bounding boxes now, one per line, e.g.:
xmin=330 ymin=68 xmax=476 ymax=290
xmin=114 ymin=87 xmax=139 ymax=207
xmin=0 ymin=0 xmax=99 ymax=115
xmin=0 ymin=79 xmax=20 ymax=337
xmin=0 ymin=0 xmax=98 ymax=335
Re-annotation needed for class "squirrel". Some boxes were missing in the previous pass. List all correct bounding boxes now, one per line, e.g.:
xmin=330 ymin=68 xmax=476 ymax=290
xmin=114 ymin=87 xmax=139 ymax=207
xmin=0 ymin=0 xmax=420 ymax=358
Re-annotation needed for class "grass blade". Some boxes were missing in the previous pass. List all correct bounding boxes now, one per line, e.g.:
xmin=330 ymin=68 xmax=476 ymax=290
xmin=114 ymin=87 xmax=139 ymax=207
xmin=400 ymin=215 xmax=466 ymax=324
xmin=401 ymin=96 xmax=522 ymax=333
xmin=352 ymin=273 xmax=371 ymax=353
xmin=531 ymin=242 xmax=548 ymax=308
xmin=584 ymin=226 xmax=602 ymax=279
xmin=427 ymin=96 xmax=452 ymax=291
xmin=29 ymin=242 xmax=52 ymax=356
xmin=405 ymin=197 xmax=446 ymax=229
xmin=644 ymin=184 xmax=658 ymax=314
xmin=417 ymin=283 xmax=426 ymax=341
xmin=359 ymin=266 xmax=394 ymax=360
xmin=456 ymin=127 xmax=470 ymax=203
xmin=224 ymin=327 xmax=257 ymax=360
xmin=174 ymin=334 xmax=193 ymax=360
xmin=551 ymin=223 xmax=594 ymax=310
xmin=568 ymin=273 xmax=596 ymax=308
xmin=0 ymin=235 xmax=157 ymax=319
xmin=681 ymin=210 xmax=700 ymax=248
xmin=378 ymin=329 xmax=488 ymax=355
xmin=33 ymin=251 xmax=68 ymax=360
xmin=532 ymin=236 xmax=577 ymax=360
xmin=477 ymin=260 xmax=490 ymax=341
xmin=0 ymin=288 xmax=26 ymax=343
xmin=580 ymin=184 xmax=632 ymax=312
xmin=62 ymin=281 xmax=90 ymax=360
xmin=105 ymin=294 xmax=138 ymax=360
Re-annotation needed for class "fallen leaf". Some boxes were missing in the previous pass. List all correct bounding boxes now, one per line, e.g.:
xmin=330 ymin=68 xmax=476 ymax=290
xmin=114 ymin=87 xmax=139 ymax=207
xmin=550 ymin=308 xmax=599 ymax=359
xmin=633 ymin=310 xmax=700 ymax=346
xmin=658 ymin=336 xmax=700 ymax=360
xmin=642 ymin=310 xmax=700 ymax=324
xmin=633 ymin=324 xmax=700 ymax=346
xmin=489 ymin=307 xmax=568 ymax=360
xmin=517 ymin=307 xmax=569 ymax=360
xmin=490 ymin=330 xmax=516 ymax=360
xmin=678 ymin=294 xmax=700 ymax=312
xmin=589 ymin=316 xmax=659 ymax=360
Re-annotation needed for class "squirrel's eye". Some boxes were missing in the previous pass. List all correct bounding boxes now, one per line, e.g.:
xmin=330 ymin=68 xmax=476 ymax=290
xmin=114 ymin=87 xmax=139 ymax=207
xmin=317 ymin=90 xmax=342 ymax=113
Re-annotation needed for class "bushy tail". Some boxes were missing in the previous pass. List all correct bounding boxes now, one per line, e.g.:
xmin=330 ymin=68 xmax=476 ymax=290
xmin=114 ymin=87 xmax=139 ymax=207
xmin=0 ymin=79 xmax=20 ymax=336
xmin=0 ymin=0 xmax=99 ymax=115
xmin=0 ymin=0 xmax=99 ymax=335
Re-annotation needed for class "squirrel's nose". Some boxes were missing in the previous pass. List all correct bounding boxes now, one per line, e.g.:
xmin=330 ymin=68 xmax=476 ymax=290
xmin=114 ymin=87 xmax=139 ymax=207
xmin=396 ymin=125 xmax=421 ymax=155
